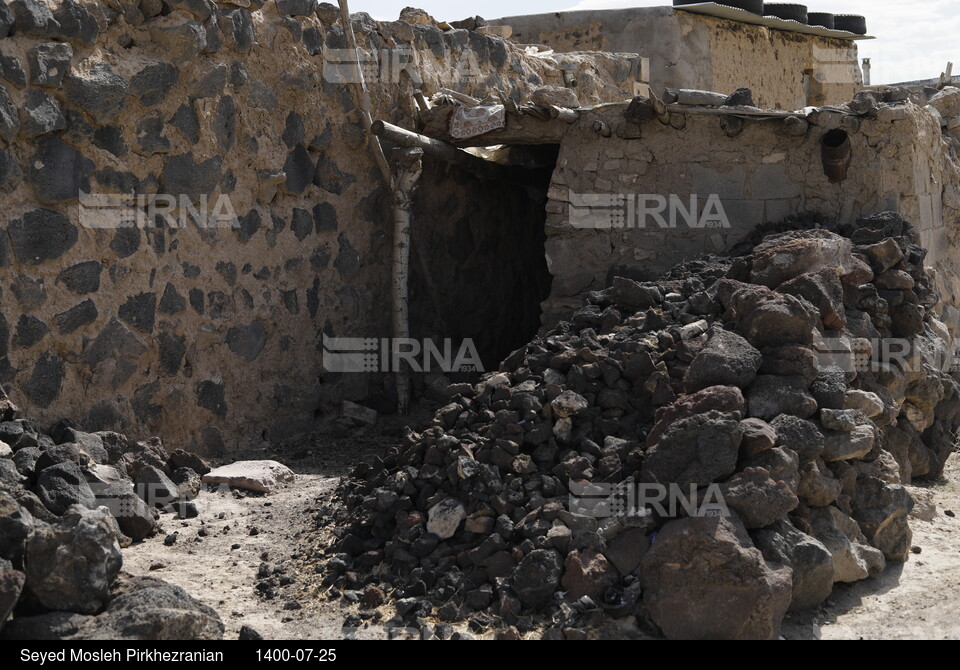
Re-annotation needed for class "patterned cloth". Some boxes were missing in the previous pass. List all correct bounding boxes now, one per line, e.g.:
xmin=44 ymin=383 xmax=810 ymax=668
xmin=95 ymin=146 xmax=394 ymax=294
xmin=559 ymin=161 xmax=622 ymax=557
xmin=448 ymin=104 xmax=506 ymax=140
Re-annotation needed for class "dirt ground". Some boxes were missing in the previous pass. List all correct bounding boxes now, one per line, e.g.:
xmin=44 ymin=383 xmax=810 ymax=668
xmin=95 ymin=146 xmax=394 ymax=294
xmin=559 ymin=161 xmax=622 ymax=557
xmin=122 ymin=411 xmax=960 ymax=641
xmin=781 ymin=452 xmax=960 ymax=641
xmin=122 ymin=412 xmax=429 ymax=641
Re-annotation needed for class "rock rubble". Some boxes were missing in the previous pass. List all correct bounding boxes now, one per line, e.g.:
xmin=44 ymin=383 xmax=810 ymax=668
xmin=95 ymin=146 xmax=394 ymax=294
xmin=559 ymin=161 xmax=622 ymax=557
xmin=323 ymin=212 xmax=958 ymax=639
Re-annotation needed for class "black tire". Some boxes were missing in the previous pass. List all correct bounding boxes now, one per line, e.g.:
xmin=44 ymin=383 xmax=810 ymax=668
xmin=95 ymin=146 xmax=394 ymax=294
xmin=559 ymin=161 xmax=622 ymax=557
xmin=674 ymin=0 xmax=764 ymax=15
xmin=834 ymin=14 xmax=867 ymax=35
xmin=763 ymin=3 xmax=808 ymax=23
xmin=807 ymin=12 xmax=835 ymax=29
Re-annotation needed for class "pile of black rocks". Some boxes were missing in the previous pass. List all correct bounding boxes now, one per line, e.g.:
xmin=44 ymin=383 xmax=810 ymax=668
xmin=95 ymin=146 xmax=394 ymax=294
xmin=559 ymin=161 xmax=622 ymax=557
xmin=0 ymin=398 xmax=222 ymax=639
xmin=321 ymin=212 xmax=959 ymax=639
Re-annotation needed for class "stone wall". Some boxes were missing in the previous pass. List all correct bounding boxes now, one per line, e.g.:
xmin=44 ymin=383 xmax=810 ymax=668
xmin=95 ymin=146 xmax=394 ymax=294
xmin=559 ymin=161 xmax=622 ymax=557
xmin=542 ymin=103 xmax=960 ymax=330
xmin=0 ymin=0 xmax=637 ymax=454
xmin=495 ymin=7 xmax=862 ymax=109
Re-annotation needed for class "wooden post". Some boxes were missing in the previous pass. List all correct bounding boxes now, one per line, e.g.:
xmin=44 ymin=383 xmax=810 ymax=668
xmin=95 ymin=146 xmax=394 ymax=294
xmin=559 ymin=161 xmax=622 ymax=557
xmin=336 ymin=0 xmax=391 ymax=186
xmin=392 ymin=149 xmax=422 ymax=414
xmin=336 ymin=0 xmax=411 ymax=413
xmin=940 ymin=62 xmax=955 ymax=89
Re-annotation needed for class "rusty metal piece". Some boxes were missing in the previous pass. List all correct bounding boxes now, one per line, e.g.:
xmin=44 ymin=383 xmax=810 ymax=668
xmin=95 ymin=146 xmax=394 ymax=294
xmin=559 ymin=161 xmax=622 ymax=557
xmin=821 ymin=129 xmax=852 ymax=183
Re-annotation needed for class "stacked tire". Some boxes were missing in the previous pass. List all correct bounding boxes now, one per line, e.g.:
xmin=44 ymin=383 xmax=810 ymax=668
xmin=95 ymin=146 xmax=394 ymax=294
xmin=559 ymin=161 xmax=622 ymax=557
xmin=807 ymin=12 xmax=835 ymax=28
xmin=674 ymin=0 xmax=765 ymax=15
xmin=834 ymin=14 xmax=867 ymax=35
xmin=763 ymin=3 xmax=808 ymax=23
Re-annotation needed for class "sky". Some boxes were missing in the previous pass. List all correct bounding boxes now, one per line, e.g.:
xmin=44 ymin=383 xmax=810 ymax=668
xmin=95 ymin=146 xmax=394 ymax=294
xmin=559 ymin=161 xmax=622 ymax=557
xmin=351 ymin=0 xmax=960 ymax=85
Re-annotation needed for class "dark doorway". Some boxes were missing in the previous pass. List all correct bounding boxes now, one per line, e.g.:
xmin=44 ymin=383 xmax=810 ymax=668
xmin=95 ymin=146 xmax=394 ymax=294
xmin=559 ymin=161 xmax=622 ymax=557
xmin=409 ymin=145 xmax=559 ymax=375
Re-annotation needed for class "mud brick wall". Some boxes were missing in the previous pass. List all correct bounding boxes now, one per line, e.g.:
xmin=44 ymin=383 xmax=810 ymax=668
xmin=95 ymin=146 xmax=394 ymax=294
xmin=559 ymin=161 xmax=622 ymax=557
xmin=496 ymin=7 xmax=862 ymax=109
xmin=542 ymin=103 xmax=960 ymax=330
xmin=0 ymin=0 xmax=637 ymax=454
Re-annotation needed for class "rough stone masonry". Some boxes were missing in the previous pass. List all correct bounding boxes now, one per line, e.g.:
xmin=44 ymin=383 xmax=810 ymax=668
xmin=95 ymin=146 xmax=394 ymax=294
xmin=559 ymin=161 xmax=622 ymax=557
xmin=0 ymin=0 xmax=638 ymax=454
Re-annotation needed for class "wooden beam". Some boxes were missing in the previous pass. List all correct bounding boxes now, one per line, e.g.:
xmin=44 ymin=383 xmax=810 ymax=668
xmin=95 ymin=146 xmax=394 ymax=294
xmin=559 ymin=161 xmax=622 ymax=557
xmin=416 ymin=107 xmax=572 ymax=147
xmin=371 ymin=120 xmax=540 ymax=185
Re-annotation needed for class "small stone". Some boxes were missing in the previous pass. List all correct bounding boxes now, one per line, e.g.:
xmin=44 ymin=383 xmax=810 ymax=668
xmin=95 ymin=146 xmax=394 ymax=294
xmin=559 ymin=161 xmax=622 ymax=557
xmin=27 ymin=42 xmax=73 ymax=88
xmin=239 ymin=625 xmax=264 ymax=640
xmin=426 ymin=498 xmax=465 ymax=540
xmin=551 ymin=390 xmax=588 ymax=418
xmin=64 ymin=64 xmax=129 ymax=124
xmin=18 ymin=89 xmax=64 ymax=139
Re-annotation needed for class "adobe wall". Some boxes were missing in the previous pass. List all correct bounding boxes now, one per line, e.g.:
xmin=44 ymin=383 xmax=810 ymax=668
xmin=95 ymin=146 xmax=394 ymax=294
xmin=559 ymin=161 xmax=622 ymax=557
xmin=542 ymin=103 xmax=960 ymax=330
xmin=495 ymin=7 xmax=862 ymax=109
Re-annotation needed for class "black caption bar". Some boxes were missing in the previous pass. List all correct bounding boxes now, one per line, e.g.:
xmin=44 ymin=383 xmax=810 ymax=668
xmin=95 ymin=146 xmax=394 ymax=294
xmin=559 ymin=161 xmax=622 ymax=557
xmin=4 ymin=636 xmax=596 ymax=664
xmin=8 ymin=642 xmax=346 ymax=666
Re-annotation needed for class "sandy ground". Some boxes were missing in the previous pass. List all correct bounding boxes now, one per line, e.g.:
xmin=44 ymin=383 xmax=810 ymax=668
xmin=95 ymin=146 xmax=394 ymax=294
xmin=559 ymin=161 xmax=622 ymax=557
xmin=782 ymin=452 xmax=960 ymax=640
xmin=122 ymin=420 xmax=960 ymax=640
xmin=121 ymin=424 xmax=377 ymax=640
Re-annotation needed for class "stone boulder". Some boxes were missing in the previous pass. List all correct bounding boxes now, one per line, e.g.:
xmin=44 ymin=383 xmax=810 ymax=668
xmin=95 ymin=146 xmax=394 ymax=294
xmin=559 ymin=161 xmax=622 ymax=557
xmin=734 ymin=287 xmax=820 ymax=348
xmin=134 ymin=465 xmax=180 ymax=510
xmin=0 ymin=611 xmax=92 ymax=640
xmin=201 ymin=460 xmax=295 ymax=493
xmin=512 ymin=549 xmax=562 ymax=609
xmin=426 ymin=497 xmax=465 ymax=540
xmin=747 ymin=375 xmax=818 ymax=421
xmin=34 ymin=443 xmax=92 ymax=473
xmin=169 ymin=449 xmax=210 ymax=475
xmin=861 ymin=237 xmax=903 ymax=273
xmin=1 ymin=574 xmax=223 ymax=640
xmin=718 ymin=467 xmax=799 ymax=529
xmin=842 ymin=390 xmax=883 ymax=421
xmin=750 ymin=229 xmax=854 ymax=288
xmin=752 ymin=519 xmax=834 ymax=611
xmin=641 ymin=411 xmax=743 ymax=488
xmin=851 ymin=477 xmax=914 ymax=562
xmin=24 ymin=506 xmax=122 ymax=614
xmin=738 ymin=418 xmax=777 ymax=459
xmin=743 ymin=447 xmax=800 ymax=493
xmin=811 ymin=366 xmax=848 ymax=410
xmin=646 ymin=385 xmax=745 ymax=448
xmin=640 ymin=516 xmax=792 ymax=640
xmin=0 ymin=569 xmax=25 ymax=632
xmin=36 ymin=461 xmax=96 ymax=516
xmin=778 ymin=269 xmax=846 ymax=330
xmin=561 ymin=549 xmax=618 ymax=600
xmin=116 ymin=437 xmax=169 ymax=480
xmin=808 ymin=506 xmax=886 ymax=583
xmin=684 ymin=327 xmax=762 ymax=393
xmin=928 ymin=87 xmax=960 ymax=119
xmin=770 ymin=414 xmax=824 ymax=463
xmin=604 ymin=527 xmax=649 ymax=576
xmin=797 ymin=459 xmax=843 ymax=507
xmin=56 ymin=429 xmax=108 ymax=464
xmin=93 ymin=482 xmax=157 ymax=542
xmin=759 ymin=345 xmax=819 ymax=385
xmin=0 ymin=458 xmax=25 ymax=492
xmin=821 ymin=425 xmax=876 ymax=462
xmin=75 ymin=574 xmax=223 ymax=640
